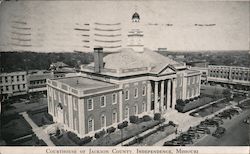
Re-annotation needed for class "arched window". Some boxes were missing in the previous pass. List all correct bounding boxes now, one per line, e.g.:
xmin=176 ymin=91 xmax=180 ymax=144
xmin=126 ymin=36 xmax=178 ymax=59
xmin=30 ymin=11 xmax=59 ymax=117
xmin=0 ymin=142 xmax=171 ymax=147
xmin=100 ymin=114 xmax=106 ymax=128
xmin=124 ymin=107 xmax=129 ymax=119
xmin=88 ymin=117 xmax=94 ymax=133
xmin=134 ymin=104 xmax=138 ymax=115
xmin=112 ymin=110 xmax=117 ymax=124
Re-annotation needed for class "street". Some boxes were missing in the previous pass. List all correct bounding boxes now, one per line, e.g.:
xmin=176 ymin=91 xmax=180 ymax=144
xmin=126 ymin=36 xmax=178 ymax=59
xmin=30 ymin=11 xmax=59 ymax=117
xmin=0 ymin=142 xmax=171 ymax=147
xmin=194 ymin=109 xmax=250 ymax=146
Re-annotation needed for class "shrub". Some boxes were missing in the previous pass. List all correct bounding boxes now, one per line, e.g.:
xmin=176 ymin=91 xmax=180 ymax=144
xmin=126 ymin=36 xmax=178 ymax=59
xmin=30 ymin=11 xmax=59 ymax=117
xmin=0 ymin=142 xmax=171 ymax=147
xmin=129 ymin=115 xmax=139 ymax=124
xmin=176 ymin=99 xmax=185 ymax=106
xmin=190 ymin=98 xmax=194 ymax=102
xmin=106 ymin=127 xmax=116 ymax=134
xmin=68 ymin=131 xmax=82 ymax=145
xmin=123 ymin=121 xmax=128 ymax=127
xmin=154 ymin=113 xmax=161 ymax=121
xmin=142 ymin=115 xmax=152 ymax=122
xmin=184 ymin=99 xmax=190 ymax=104
xmin=94 ymin=130 xmax=105 ymax=139
xmin=159 ymin=118 xmax=166 ymax=123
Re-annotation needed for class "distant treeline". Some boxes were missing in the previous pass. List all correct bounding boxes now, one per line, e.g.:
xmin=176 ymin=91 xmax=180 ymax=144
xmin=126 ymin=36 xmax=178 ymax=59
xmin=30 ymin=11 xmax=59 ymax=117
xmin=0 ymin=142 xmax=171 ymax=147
xmin=158 ymin=50 xmax=250 ymax=68
xmin=0 ymin=51 xmax=94 ymax=73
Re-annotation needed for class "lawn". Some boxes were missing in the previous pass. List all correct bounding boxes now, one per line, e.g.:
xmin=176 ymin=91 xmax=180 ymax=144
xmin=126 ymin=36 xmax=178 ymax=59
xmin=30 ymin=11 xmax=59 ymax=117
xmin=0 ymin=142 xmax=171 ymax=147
xmin=85 ymin=120 xmax=161 ymax=146
xmin=192 ymin=100 xmax=231 ymax=117
xmin=132 ymin=125 xmax=176 ymax=146
xmin=2 ymin=116 xmax=33 ymax=142
xmin=28 ymin=110 xmax=54 ymax=127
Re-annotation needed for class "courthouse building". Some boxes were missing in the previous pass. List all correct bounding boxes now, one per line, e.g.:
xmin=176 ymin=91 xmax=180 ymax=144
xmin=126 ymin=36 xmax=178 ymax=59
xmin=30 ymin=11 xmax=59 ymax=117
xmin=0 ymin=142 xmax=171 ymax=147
xmin=47 ymin=13 xmax=201 ymax=137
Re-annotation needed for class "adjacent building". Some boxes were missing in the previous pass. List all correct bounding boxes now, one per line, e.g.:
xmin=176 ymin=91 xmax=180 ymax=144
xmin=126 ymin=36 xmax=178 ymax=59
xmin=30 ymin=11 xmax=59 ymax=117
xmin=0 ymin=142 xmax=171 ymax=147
xmin=0 ymin=71 xmax=28 ymax=100
xmin=47 ymin=12 xmax=201 ymax=137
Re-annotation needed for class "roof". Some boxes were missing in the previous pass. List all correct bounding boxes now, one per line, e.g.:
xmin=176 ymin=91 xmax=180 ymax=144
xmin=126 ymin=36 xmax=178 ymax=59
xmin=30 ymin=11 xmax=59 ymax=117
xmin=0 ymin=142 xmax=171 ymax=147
xmin=56 ymin=76 xmax=115 ymax=91
xmin=87 ymin=48 xmax=181 ymax=75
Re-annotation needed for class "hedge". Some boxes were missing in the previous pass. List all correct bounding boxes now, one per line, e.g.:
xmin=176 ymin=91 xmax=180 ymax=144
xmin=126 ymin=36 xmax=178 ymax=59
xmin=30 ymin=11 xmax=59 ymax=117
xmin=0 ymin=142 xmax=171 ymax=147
xmin=129 ymin=115 xmax=139 ymax=124
xmin=154 ymin=113 xmax=161 ymax=121
xmin=142 ymin=115 xmax=152 ymax=122
xmin=176 ymin=97 xmax=213 ymax=113
xmin=107 ymin=127 xmax=116 ymax=134
xmin=94 ymin=130 xmax=106 ymax=139
xmin=67 ymin=131 xmax=92 ymax=145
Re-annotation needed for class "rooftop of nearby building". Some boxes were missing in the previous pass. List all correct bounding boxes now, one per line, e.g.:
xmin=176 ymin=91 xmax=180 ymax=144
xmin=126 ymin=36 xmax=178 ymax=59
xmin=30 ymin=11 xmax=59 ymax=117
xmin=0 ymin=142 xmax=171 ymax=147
xmin=56 ymin=76 xmax=115 ymax=90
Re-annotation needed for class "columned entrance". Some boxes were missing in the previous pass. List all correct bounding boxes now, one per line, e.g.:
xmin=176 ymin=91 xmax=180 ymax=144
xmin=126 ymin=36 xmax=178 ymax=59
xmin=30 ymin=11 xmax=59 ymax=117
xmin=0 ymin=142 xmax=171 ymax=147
xmin=147 ymin=78 xmax=177 ymax=114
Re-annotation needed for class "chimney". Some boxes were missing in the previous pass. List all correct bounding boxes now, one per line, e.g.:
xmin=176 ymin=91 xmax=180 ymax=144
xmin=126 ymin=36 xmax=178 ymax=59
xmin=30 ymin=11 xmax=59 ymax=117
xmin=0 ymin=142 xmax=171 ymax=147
xmin=94 ymin=47 xmax=104 ymax=73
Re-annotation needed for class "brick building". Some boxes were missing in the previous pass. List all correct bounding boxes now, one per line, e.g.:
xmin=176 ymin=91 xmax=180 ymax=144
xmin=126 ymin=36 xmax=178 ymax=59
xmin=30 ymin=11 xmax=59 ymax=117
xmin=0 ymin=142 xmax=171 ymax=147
xmin=46 ymin=12 xmax=201 ymax=137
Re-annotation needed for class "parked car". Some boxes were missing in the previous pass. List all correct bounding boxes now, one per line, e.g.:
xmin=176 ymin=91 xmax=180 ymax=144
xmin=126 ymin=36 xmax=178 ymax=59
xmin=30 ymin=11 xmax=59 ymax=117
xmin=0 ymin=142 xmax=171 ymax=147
xmin=212 ymin=127 xmax=226 ymax=138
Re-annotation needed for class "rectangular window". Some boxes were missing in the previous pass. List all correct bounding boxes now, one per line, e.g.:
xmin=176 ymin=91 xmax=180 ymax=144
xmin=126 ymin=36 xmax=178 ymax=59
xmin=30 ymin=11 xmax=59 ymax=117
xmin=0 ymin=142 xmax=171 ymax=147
xmin=142 ymin=102 xmax=146 ymax=112
xmin=87 ymin=99 xmax=93 ymax=111
xmin=23 ymin=84 xmax=25 ymax=89
xmin=17 ymin=85 xmax=20 ymax=90
xmin=12 ymin=85 xmax=15 ymax=90
xmin=134 ymin=88 xmax=138 ymax=98
xmin=6 ymin=86 xmax=9 ymax=91
xmin=11 ymin=76 xmax=14 ymax=82
xmin=0 ymin=77 xmax=2 ymax=83
xmin=100 ymin=96 xmax=106 ymax=107
xmin=142 ymin=86 xmax=146 ymax=96
xmin=17 ymin=76 xmax=19 ymax=82
xmin=5 ymin=76 xmax=8 ymax=83
xmin=125 ymin=90 xmax=129 ymax=100
xmin=22 ymin=75 xmax=25 ymax=81
xmin=112 ymin=93 xmax=117 ymax=104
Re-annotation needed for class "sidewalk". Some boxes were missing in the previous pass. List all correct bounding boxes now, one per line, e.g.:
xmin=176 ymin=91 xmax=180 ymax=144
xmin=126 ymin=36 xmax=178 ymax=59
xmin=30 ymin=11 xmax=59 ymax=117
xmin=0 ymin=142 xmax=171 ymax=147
xmin=20 ymin=112 xmax=55 ymax=146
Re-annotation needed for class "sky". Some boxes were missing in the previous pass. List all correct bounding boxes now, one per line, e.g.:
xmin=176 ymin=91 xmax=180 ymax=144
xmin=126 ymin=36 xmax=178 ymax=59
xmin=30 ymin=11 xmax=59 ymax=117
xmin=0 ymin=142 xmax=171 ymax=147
xmin=0 ymin=0 xmax=249 ymax=52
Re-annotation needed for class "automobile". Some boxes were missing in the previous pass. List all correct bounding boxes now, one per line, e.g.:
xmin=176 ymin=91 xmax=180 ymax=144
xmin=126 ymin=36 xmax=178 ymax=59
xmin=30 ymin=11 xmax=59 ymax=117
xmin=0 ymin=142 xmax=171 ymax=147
xmin=196 ymin=127 xmax=211 ymax=134
xmin=212 ymin=118 xmax=224 ymax=124
xmin=212 ymin=127 xmax=226 ymax=138
xmin=163 ymin=141 xmax=177 ymax=146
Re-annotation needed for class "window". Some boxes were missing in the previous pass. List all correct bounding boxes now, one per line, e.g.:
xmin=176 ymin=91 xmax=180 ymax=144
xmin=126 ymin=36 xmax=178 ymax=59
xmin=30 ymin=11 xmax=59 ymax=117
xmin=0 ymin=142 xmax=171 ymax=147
xmin=112 ymin=93 xmax=117 ymax=104
xmin=134 ymin=104 xmax=138 ymax=115
xmin=22 ymin=75 xmax=25 ymax=81
xmin=5 ymin=76 xmax=8 ymax=83
xmin=87 ymin=99 xmax=93 ymax=111
xmin=12 ymin=85 xmax=15 ymax=90
xmin=17 ymin=85 xmax=20 ymax=90
xmin=112 ymin=111 xmax=117 ymax=124
xmin=6 ymin=86 xmax=9 ymax=91
xmin=17 ymin=76 xmax=19 ymax=82
xmin=134 ymin=88 xmax=138 ymax=98
xmin=100 ymin=96 xmax=106 ymax=107
xmin=142 ymin=86 xmax=146 ymax=96
xmin=11 ymin=76 xmax=14 ymax=82
xmin=88 ymin=118 xmax=94 ymax=132
xmin=125 ymin=90 xmax=129 ymax=100
xmin=142 ymin=102 xmax=147 ymax=112
xmin=125 ymin=107 xmax=129 ymax=119
xmin=23 ymin=84 xmax=25 ymax=89
xmin=0 ymin=77 xmax=2 ymax=83
xmin=100 ymin=114 xmax=106 ymax=128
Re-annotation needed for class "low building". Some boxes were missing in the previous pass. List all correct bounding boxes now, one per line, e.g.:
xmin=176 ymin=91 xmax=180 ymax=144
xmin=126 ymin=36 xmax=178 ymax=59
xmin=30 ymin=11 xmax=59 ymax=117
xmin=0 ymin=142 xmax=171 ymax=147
xmin=27 ymin=70 xmax=54 ymax=93
xmin=0 ymin=71 xmax=28 ymax=100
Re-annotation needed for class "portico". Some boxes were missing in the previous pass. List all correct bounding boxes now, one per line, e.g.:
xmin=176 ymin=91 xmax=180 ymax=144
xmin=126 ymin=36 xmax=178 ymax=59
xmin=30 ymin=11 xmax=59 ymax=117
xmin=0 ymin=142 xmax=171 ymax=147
xmin=147 ymin=77 xmax=177 ymax=114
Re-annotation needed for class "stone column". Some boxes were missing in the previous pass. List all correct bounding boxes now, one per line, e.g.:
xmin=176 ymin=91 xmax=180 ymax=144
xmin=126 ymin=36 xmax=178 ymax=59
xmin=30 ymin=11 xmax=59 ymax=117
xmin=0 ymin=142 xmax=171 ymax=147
xmin=154 ymin=81 xmax=159 ymax=113
xmin=147 ymin=81 xmax=152 ymax=113
xmin=167 ymin=80 xmax=171 ymax=110
xmin=160 ymin=80 xmax=165 ymax=112
xmin=172 ymin=79 xmax=177 ymax=110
